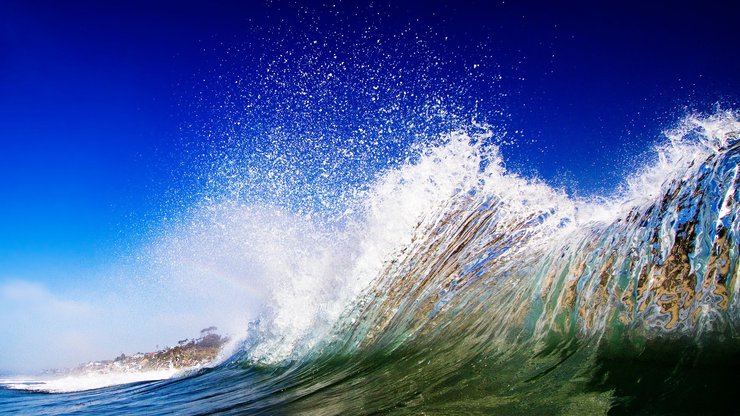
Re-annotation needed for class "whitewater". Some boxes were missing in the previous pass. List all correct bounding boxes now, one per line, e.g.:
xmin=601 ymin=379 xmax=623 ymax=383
xmin=0 ymin=110 xmax=738 ymax=414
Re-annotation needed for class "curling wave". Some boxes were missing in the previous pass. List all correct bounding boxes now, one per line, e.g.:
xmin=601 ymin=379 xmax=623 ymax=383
xmin=2 ymin=111 xmax=738 ymax=415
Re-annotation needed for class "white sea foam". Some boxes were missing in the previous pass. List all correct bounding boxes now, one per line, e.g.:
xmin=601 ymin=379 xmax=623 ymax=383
xmin=623 ymin=110 xmax=739 ymax=205
xmin=0 ymin=369 xmax=180 ymax=393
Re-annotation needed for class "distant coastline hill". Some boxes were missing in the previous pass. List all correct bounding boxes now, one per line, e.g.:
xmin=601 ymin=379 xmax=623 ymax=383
xmin=48 ymin=327 xmax=229 ymax=376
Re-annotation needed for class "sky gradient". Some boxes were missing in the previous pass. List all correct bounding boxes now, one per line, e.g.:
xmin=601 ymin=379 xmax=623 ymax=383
xmin=1 ymin=0 xmax=739 ymax=372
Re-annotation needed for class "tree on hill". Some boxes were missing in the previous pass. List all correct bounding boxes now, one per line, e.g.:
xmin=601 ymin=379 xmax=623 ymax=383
xmin=200 ymin=326 xmax=218 ymax=336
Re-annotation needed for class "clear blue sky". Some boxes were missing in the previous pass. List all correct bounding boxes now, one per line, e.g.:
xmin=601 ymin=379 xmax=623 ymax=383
xmin=2 ymin=0 xmax=739 ymax=284
xmin=1 ymin=0 xmax=739 ymax=371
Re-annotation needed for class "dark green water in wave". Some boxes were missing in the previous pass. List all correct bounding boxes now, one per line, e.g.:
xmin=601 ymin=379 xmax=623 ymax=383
xmin=193 ymin=335 xmax=740 ymax=414
xmin=3 ymin=334 xmax=736 ymax=414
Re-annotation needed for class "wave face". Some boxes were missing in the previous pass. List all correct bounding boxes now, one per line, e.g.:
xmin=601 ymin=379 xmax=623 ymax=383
xmin=339 ymin=113 xmax=740 ymax=348
xmin=2 ymin=112 xmax=739 ymax=415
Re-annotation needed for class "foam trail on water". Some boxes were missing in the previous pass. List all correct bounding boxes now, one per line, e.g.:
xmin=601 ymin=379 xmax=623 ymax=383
xmin=0 ymin=370 xmax=180 ymax=393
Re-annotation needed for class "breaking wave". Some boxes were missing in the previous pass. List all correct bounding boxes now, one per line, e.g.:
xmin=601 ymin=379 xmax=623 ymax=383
xmin=2 ymin=111 xmax=738 ymax=415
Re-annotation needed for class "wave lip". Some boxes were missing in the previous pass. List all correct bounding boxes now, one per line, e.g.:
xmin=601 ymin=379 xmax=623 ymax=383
xmin=303 ymin=111 xmax=740 ymax=360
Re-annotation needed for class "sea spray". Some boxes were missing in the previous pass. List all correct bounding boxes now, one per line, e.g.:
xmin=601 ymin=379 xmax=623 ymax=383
xmin=186 ymin=111 xmax=739 ymax=371
xmin=329 ymin=111 xmax=740 ymax=354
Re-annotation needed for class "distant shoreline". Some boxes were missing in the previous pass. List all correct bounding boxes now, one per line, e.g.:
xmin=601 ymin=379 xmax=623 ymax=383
xmin=44 ymin=329 xmax=229 ymax=377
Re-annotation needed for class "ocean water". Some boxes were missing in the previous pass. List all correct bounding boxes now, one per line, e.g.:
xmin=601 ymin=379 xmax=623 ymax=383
xmin=1 ymin=111 xmax=738 ymax=415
